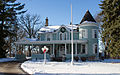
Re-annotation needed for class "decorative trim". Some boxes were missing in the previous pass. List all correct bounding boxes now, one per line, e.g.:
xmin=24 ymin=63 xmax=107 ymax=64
xmin=55 ymin=26 xmax=70 ymax=33
xmin=80 ymin=23 xmax=98 ymax=27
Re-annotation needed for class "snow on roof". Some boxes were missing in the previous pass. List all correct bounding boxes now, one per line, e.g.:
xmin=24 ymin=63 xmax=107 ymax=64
xmin=81 ymin=21 xmax=96 ymax=24
xmin=38 ymin=25 xmax=61 ymax=33
xmin=67 ymin=25 xmax=78 ymax=30
xmin=25 ymin=38 xmax=37 ymax=41
xmin=38 ymin=25 xmax=78 ymax=33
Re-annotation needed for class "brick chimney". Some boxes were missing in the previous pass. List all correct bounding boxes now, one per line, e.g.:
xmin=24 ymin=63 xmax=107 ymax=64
xmin=45 ymin=17 xmax=48 ymax=26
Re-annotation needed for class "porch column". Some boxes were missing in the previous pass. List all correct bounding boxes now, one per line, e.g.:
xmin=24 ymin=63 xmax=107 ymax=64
xmin=53 ymin=44 xmax=54 ymax=55
xmin=75 ymin=43 xmax=77 ymax=55
xmin=65 ymin=43 xmax=67 ymax=54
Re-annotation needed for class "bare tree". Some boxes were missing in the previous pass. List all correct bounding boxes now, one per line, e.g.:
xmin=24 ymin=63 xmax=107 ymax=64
xmin=19 ymin=14 xmax=42 ymax=38
xmin=18 ymin=13 xmax=43 ymax=56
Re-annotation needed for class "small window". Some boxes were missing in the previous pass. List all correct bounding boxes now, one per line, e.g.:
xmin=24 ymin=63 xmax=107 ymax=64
xmin=81 ymin=44 xmax=86 ymax=54
xmin=95 ymin=44 xmax=97 ymax=54
xmin=93 ymin=29 xmax=97 ymax=38
xmin=93 ymin=44 xmax=98 ymax=54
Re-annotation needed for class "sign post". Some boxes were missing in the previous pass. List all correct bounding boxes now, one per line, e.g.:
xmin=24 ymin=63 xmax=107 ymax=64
xmin=42 ymin=46 xmax=49 ymax=64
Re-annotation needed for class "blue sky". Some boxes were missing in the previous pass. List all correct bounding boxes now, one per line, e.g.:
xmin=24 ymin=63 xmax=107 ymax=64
xmin=17 ymin=0 xmax=101 ymax=25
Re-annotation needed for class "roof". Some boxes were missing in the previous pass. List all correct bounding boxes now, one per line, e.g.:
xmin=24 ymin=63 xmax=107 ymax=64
xmin=38 ymin=25 xmax=61 ymax=33
xmin=38 ymin=25 xmax=78 ymax=33
xmin=80 ymin=10 xmax=96 ymax=24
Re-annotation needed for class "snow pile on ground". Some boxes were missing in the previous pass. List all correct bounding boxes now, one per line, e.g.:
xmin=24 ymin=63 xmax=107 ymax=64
xmin=0 ymin=58 xmax=15 ymax=62
xmin=21 ymin=60 xmax=120 ymax=75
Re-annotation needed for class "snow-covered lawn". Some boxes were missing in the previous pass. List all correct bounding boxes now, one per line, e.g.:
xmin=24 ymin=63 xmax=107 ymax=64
xmin=0 ymin=57 xmax=15 ymax=62
xmin=21 ymin=60 xmax=120 ymax=75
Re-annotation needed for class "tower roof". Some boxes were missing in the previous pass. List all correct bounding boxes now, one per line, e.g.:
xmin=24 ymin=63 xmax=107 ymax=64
xmin=80 ymin=10 xmax=96 ymax=24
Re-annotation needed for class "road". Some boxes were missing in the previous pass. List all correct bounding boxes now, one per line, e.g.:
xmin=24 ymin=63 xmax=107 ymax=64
xmin=0 ymin=61 xmax=29 ymax=75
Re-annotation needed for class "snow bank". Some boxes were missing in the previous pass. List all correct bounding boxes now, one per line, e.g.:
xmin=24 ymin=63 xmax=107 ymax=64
xmin=21 ymin=60 xmax=120 ymax=75
xmin=0 ymin=58 xmax=15 ymax=62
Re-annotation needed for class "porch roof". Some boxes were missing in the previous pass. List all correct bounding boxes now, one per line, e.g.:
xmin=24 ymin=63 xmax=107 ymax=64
xmin=15 ymin=40 xmax=88 ymax=45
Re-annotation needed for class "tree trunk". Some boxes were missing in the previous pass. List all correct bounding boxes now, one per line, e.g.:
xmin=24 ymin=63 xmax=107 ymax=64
xmin=28 ymin=46 xmax=31 ymax=56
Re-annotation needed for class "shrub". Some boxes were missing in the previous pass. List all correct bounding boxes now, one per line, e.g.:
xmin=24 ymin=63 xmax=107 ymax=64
xmin=74 ymin=56 xmax=79 ymax=62
xmin=81 ymin=57 xmax=87 ymax=62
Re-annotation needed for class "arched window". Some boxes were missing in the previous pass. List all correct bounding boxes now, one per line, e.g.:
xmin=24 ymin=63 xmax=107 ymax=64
xmin=60 ymin=33 xmax=62 ymax=40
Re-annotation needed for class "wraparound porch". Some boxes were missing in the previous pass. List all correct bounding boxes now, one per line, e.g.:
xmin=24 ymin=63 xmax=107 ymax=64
xmin=14 ymin=40 xmax=88 ymax=60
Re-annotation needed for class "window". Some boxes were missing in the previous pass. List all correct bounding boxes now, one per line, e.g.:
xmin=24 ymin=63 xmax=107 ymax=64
xmin=37 ymin=34 xmax=41 ymax=41
xmin=64 ymin=33 xmax=67 ymax=40
xmin=93 ymin=44 xmax=98 ymax=54
xmin=95 ymin=44 xmax=97 ymax=53
xmin=92 ymin=29 xmax=97 ymax=38
xmin=47 ymin=34 xmax=51 ymax=41
xmin=59 ymin=32 xmax=67 ymax=40
xmin=79 ymin=29 xmax=88 ymax=39
xmin=81 ymin=44 xmax=86 ymax=54
xmin=60 ymin=33 xmax=62 ymax=40
xmin=82 ymin=30 xmax=85 ymax=38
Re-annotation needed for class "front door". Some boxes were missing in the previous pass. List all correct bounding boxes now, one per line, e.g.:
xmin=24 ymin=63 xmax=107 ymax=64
xmin=59 ymin=44 xmax=65 ymax=57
